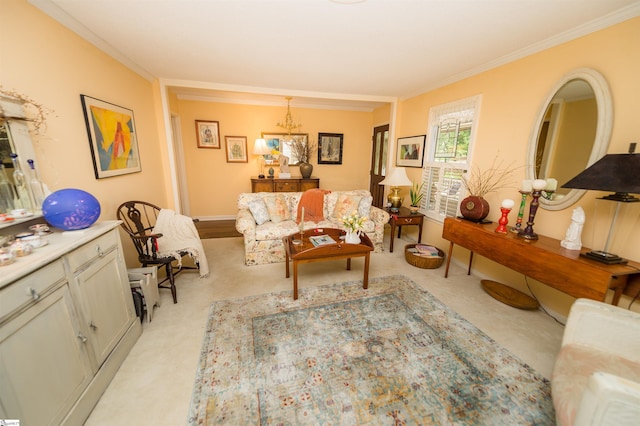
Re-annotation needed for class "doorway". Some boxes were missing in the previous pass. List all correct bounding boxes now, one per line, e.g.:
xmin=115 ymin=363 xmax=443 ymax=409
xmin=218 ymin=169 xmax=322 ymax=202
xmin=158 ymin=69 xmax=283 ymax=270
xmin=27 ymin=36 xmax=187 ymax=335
xmin=369 ymin=124 xmax=389 ymax=208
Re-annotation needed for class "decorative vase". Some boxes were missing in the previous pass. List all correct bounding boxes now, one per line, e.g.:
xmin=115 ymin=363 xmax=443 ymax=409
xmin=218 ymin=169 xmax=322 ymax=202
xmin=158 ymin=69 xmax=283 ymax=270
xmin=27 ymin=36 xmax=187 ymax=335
xmin=345 ymin=230 xmax=360 ymax=244
xmin=459 ymin=195 xmax=490 ymax=222
xmin=299 ymin=162 xmax=313 ymax=179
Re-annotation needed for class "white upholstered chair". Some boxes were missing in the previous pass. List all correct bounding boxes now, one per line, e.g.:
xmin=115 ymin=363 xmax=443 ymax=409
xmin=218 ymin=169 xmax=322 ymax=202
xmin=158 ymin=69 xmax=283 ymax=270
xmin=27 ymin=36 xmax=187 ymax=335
xmin=552 ymin=298 xmax=640 ymax=425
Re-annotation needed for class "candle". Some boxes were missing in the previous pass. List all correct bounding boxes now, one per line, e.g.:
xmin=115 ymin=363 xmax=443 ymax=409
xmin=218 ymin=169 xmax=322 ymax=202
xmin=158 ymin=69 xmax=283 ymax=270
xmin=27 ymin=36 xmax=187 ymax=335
xmin=521 ymin=180 xmax=533 ymax=192
xmin=532 ymin=179 xmax=547 ymax=190
xmin=545 ymin=178 xmax=557 ymax=191
xmin=301 ymin=207 xmax=305 ymax=223
xmin=501 ymin=198 xmax=515 ymax=209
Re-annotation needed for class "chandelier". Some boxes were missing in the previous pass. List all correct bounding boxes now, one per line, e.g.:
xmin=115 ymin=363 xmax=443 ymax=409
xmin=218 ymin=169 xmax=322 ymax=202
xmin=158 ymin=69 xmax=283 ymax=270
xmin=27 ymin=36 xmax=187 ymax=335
xmin=276 ymin=97 xmax=301 ymax=137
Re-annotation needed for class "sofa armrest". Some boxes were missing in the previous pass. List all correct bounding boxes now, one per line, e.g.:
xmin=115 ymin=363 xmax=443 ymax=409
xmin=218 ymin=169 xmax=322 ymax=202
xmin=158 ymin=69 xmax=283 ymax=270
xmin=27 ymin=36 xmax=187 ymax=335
xmin=235 ymin=209 xmax=256 ymax=236
xmin=562 ymin=298 xmax=640 ymax=363
xmin=369 ymin=206 xmax=390 ymax=225
xmin=573 ymin=371 xmax=640 ymax=426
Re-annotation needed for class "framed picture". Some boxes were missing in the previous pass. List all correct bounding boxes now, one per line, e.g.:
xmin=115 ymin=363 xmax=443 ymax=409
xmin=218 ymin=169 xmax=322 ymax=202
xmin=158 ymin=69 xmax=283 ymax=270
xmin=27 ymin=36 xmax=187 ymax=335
xmin=80 ymin=94 xmax=142 ymax=179
xmin=318 ymin=133 xmax=343 ymax=164
xmin=261 ymin=132 xmax=308 ymax=165
xmin=196 ymin=120 xmax=220 ymax=148
xmin=225 ymin=136 xmax=248 ymax=163
xmin=396 ymin=135 xmax=426 ymax=168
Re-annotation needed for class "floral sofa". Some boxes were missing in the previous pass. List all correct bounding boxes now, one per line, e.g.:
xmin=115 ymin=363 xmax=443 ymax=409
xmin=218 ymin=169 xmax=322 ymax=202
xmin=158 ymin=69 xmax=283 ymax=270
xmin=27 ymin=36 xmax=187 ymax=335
xmin=236 ymin=189 xmax=390 ymax=266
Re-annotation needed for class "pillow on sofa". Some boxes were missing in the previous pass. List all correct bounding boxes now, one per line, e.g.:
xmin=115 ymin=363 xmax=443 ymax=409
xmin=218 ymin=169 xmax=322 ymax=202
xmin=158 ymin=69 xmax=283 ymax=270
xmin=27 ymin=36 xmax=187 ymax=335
xmin=248 ymin=198 xmax=270 ymax=225
xmin=264 ymin=194 xmax=291 ymax=223
xmin=332 ymin=193 xmax=363 ymax=219
xmin=358 ymin=195 xmax=373 ymax=218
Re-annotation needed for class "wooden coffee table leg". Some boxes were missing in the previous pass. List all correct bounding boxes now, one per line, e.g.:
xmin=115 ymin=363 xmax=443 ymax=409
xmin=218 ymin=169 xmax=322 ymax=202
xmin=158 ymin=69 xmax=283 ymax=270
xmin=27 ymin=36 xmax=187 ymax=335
xmin=293 ymin=260 xmax=299 ymax=300
xmin=285 ymin=249 xmax=290 ymax=278
xmin=346 ymin=257 xmax=351 ymax=270
xmin=363 ymin=253 xmax=370 ymax=289
xmin=445 ymin=241 xmax=454 ymax=278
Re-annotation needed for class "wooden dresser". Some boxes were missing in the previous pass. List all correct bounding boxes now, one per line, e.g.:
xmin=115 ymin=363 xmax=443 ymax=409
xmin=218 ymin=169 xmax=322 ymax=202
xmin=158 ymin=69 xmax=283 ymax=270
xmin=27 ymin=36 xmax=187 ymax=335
xmin=442 ymin=217 xmax=640 ymax=305
xmin=251 ymin=176 xmax=319 ymax=193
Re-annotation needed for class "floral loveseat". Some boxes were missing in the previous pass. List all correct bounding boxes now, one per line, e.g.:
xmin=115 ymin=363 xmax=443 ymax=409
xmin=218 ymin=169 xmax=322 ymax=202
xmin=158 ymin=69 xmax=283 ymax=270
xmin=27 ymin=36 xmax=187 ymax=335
xmin=236 ymin=190 xmax=390 ymax=266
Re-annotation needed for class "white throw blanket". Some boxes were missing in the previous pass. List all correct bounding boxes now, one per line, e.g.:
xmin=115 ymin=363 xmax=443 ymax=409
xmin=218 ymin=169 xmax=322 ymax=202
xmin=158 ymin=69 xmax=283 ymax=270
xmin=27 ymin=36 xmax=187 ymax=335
xmin=152 ymin=209 xmax=209 ymax=278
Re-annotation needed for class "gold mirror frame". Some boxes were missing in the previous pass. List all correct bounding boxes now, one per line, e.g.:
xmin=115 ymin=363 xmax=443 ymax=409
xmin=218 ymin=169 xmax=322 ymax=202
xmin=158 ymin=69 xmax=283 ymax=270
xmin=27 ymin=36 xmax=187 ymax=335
xmin=526 ymin=68 xmax=613 ymax=211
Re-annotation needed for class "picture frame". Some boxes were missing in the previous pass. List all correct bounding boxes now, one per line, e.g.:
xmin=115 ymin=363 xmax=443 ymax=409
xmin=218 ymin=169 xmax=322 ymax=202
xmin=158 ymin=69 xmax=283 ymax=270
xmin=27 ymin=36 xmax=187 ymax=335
xmin=225 ymin=136 xmax=248 ymax=163
xmin=317 ymin=132 xmax=343 ymax=164
xmin=80 ymin=94 xmax=142 ymax=179
xmin=261 ymin=132 xmax=308 ymax=165
xmin=196 ymin=120 xmax=220 ymax=148
xmin=396 ymin=135 xmax=426 ymax=168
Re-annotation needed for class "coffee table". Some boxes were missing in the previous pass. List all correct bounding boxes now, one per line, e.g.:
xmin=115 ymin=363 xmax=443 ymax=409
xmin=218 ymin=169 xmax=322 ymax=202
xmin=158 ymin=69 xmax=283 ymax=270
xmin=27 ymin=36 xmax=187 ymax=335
xmin=283 ymin=228 xmax=374 ymax=300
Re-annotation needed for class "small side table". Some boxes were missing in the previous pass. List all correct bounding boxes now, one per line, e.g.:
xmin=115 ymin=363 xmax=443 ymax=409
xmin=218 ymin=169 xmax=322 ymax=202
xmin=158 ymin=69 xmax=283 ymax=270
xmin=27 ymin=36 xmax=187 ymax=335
xmin=387 ymin=206 xmax=425 ymax=253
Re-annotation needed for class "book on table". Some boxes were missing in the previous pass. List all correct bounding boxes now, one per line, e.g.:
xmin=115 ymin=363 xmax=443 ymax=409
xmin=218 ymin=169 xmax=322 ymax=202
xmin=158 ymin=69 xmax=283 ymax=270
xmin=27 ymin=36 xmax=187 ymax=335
xmin=309 ymin=235 xmax=337 ymax=247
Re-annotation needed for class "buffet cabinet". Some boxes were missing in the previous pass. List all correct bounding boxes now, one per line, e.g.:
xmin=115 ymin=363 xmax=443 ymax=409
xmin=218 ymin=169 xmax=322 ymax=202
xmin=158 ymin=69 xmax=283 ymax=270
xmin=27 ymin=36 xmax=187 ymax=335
xmin=251 ymin=176 xmax=319 ymax=193
xmin=0 ymin=221 xmax=141 ymax=425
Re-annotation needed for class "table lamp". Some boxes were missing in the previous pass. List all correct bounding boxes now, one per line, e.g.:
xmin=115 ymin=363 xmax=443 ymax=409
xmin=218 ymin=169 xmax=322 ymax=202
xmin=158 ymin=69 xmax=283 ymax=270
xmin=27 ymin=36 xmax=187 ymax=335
xmin=379 ymin=167 xmax=412 ymax=212
xmin=561 ymin=143 xmax=640 ymax=264
xmin=253 ymin=138 xmax=271 ymax=178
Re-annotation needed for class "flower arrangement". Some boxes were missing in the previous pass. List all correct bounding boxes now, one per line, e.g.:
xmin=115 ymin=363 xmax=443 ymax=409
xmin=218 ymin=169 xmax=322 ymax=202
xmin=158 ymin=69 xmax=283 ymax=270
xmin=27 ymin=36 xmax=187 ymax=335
xmin=460 ymin=157 xmax=517 ymax=197
xmin=289 ymin=136 xmax=316 ymax=164
xmin=342 ymin=210 xmax=367 ymax=232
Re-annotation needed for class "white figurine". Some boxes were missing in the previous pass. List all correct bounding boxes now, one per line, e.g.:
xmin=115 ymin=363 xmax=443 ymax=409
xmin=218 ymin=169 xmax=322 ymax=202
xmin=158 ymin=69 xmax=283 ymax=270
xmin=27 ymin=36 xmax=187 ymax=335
xmin=278 ymin=155 xmax=290 ymax=173
xmin=561 ymin=206 xmax=585 ymax=250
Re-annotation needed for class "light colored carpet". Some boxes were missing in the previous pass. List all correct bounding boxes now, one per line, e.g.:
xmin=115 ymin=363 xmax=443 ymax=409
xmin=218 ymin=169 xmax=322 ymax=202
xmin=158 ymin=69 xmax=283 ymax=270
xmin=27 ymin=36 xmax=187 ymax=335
xmin=85 ymin=233 xmax=564 ymax=425
xmin=188 ymin=275 xmax=554 ymax=424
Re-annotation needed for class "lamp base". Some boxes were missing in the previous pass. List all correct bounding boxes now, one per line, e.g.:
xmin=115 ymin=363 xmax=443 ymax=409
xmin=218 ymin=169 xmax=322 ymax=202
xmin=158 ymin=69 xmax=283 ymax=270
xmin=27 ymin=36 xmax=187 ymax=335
xmin=581 ymin=250 xmax=628 ymax=265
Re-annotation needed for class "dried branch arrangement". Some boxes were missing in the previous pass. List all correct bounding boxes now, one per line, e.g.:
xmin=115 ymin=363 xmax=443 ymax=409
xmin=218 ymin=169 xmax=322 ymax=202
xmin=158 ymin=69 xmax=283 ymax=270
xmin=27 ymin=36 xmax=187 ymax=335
xmin=0 ymin=86 xmax=54 ymax=134
xmin=289 ymin=136 xmax=316 ymax=164
xmin=461 ymin=158 xmax=518 ymax=197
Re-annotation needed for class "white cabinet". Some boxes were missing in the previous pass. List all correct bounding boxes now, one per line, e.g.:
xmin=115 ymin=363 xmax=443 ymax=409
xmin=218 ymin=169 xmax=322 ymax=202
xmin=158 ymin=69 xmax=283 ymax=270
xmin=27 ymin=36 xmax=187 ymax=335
xmin=0 ymin=222 xmax=141 ymax=426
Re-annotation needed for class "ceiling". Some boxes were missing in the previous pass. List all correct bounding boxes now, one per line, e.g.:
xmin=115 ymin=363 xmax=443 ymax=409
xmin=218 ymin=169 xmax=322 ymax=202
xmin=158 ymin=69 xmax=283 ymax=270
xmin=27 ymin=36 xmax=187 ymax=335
xmin=31 ymin=0 xmax=640 ymax=110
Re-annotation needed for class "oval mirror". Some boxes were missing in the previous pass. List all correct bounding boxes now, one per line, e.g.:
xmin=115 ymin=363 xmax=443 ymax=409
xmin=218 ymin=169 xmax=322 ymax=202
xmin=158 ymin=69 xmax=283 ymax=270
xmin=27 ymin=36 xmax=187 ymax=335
xmin=526 ymin=68 xmax=613 ymax=210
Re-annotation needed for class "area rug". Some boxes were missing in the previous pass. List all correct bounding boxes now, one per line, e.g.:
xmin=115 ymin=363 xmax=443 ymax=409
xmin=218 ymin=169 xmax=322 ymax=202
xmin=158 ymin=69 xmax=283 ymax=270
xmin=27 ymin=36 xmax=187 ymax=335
xmin=188 ymin=275 xmax=554 ymax=425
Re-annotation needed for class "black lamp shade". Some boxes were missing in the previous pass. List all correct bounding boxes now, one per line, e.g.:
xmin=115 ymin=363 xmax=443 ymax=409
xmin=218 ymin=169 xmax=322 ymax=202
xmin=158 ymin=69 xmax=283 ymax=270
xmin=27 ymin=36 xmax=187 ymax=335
xmin=561 ymin=153 xmax=640 ymax=202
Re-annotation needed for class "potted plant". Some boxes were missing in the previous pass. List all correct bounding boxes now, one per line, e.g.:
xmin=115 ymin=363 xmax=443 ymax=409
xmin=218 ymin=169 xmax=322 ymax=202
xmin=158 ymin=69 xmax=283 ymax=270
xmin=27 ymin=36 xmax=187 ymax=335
xmin=459 ymin=158 xmax=516 ymax=222
xmin=409 ymin=182 xmax=424 ymax=214
xmin=289 ymin=136 xmax=316 ymax=178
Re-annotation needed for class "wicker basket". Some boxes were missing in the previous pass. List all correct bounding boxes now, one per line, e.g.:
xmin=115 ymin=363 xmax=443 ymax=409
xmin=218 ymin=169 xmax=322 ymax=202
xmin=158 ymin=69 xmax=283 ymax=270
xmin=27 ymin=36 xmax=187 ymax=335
xmin=404 ymin=244 xmax=445 ymax=269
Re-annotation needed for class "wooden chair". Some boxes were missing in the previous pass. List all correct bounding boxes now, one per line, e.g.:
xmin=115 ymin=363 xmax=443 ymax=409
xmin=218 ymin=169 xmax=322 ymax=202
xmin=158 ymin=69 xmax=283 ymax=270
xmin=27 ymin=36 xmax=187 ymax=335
xmin=116 ymin=201 xmax=199 ymax=303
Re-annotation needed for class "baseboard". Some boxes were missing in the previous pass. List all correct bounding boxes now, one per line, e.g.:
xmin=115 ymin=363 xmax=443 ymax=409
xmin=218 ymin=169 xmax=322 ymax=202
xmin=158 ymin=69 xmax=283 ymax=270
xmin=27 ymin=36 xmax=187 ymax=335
xmin=194 ymin=215 xmax=236 ymax=221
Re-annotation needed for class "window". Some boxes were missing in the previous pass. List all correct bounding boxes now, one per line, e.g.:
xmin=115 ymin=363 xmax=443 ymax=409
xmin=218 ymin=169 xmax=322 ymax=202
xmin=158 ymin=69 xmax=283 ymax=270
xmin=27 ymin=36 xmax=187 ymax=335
xmin=421 ymin=95 xmax=481 ymax=221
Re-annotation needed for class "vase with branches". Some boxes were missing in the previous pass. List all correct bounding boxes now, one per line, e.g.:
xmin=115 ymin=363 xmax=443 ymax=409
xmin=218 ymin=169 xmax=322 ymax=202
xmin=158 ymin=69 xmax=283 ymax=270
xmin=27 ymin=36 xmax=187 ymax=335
xmin=289 ymin=136 xmax=316 ymax=178
xmin=459 ymin=158 xmax=517 ymax=222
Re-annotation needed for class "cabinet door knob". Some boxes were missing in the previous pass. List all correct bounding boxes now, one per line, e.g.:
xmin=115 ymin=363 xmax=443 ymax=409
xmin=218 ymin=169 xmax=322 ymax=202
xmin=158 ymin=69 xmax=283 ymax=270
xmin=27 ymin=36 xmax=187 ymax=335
xmin=77 ymin=332 xmax=88 ymax=343
xmin=89 ymin=321 xmax=98 ymax=330
xmin=96 ymin=245 xmax=105 ymax=257
xmin=28 ymin=287 xmax=40 ymax=300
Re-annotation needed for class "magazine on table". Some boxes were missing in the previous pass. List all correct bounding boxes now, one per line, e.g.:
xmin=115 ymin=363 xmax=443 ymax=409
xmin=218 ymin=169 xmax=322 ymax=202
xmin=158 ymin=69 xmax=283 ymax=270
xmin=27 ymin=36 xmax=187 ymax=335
xmin=309 ymin=234 xmax=337 ymax=247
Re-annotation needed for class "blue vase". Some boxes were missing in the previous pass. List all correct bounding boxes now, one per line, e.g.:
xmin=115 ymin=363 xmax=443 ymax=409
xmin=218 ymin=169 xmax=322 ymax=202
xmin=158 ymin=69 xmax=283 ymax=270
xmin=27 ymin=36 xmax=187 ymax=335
xmin=42 ymin=189 xmax=101 ymax=231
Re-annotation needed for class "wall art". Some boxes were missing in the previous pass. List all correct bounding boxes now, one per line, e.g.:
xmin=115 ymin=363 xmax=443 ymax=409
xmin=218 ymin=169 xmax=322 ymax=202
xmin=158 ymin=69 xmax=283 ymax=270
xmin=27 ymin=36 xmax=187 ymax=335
xmin=196 ymin=120 xmax=221 ymax=148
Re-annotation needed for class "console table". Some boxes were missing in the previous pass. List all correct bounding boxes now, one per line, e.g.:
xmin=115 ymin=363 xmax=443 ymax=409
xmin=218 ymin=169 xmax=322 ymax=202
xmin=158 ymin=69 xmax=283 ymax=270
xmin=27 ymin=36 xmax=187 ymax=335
xmin=442 ymin=217 xmax=640 ymax=305
xmin=251 ymin=176 xmax=319 ymax=193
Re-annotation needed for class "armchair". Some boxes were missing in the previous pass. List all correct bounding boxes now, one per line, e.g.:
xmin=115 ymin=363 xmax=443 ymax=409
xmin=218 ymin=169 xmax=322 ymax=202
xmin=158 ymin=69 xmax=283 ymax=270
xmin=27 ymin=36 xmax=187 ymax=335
xmin=552 ymin=298 xmax=640 ymax=425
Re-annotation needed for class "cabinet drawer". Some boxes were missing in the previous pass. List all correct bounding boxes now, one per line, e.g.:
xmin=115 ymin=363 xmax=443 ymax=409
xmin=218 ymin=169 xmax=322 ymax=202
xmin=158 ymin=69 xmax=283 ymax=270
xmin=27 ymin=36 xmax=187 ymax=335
xmin=0 ymin=260 xmax=66 ymax=321
xmin=396 ymin=216 xmax=422 ymax=225
xmin=275 ymin=181 xmax=298 ymax=192
xmin=66 ymin=230 xmax=118 ymax=272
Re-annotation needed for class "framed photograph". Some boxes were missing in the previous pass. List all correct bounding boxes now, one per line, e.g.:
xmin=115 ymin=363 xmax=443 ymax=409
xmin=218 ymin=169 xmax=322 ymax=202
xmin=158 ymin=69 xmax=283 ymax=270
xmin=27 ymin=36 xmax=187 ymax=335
xmin=261 ymin=132 xmax=308 ymax=165
xmin=317 ymin=133 xmax=343 ymax=165
xmin=196 ymin=120 xmax=220 ymax=148
xmin=396 ymin=135 xmax=426 ymax=168
xmin=80 ymin=94 xmax=142 ymax=179
xmin=225 ymin=136 xmax=248 ymax=163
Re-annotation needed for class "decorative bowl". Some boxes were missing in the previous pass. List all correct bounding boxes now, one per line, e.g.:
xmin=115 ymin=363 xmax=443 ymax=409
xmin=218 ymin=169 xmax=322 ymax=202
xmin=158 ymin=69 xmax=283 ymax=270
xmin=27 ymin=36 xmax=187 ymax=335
xmin=42 ymin=189 xmax=101 ymax=231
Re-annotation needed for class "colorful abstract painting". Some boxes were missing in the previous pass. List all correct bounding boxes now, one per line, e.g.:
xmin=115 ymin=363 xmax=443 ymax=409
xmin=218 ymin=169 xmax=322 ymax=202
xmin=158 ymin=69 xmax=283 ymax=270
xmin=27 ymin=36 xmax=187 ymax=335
xmin=81 ymin=95 xmax=141 ymax=178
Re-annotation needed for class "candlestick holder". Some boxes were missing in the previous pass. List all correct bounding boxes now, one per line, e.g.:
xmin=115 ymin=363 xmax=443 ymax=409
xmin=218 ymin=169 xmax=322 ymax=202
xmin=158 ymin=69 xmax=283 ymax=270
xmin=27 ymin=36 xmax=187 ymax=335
xmin=518 ymin=189 xmax=542 ymax=240
xmin=510 ymin=191 xmax=530 ymax=233
xmin=495 ymin=207 xmax=511 ymax=234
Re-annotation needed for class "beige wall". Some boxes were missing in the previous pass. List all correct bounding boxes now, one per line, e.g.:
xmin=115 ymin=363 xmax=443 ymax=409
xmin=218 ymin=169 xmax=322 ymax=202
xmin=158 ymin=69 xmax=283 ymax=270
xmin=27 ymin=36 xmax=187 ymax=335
xmin=175 ymin=100 xmax=376 ymax=216
xmin=2 ymin=1 xmax=171 ymax=264
xmin=394 ymin=17 xmax=640 ymax=315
